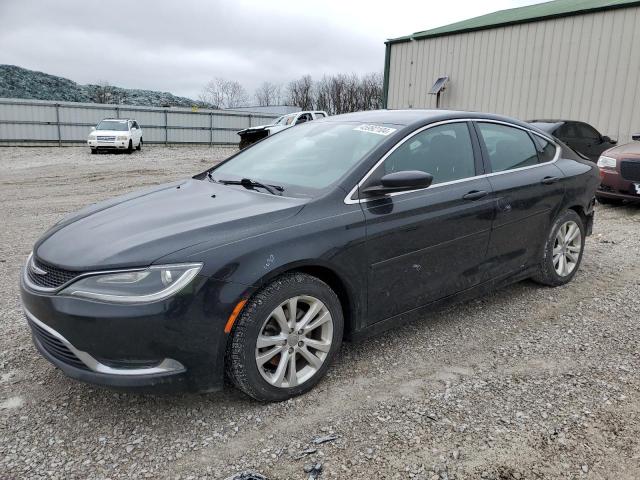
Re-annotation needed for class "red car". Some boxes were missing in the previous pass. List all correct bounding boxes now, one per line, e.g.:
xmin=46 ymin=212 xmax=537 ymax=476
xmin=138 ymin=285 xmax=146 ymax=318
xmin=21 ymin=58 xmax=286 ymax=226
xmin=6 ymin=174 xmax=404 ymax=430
xmin=597 ymin=134 xmax=640 ymax=204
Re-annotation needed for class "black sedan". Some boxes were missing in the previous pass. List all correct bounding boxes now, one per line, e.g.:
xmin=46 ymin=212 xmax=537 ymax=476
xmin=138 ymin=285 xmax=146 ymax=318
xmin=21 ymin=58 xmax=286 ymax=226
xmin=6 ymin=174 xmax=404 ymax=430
xmin=528 ymin=119 xmax=617 ymax=161
xmin=21 ymin=110 xmax=599 ymax=401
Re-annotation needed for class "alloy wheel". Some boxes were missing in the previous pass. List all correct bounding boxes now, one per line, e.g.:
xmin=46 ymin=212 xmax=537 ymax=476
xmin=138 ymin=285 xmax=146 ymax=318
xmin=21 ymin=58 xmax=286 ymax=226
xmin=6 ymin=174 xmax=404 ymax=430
xmin=255 ymin=295 xmax=333 ymax=388
xmin=553 ymin=220 xmax=582 ymax=277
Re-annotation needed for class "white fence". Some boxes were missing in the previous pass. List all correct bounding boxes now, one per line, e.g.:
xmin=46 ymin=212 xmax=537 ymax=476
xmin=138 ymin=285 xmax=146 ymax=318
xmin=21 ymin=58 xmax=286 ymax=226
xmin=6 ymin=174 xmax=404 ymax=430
xmin=0 ymin=98 xmax=279 ymax=145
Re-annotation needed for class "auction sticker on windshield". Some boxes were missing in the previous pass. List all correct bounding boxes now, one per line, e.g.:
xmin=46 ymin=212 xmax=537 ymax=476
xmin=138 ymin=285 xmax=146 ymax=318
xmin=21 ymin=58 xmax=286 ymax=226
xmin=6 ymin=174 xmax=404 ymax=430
xmin=354 ymin=124 xmax=397 ymax=136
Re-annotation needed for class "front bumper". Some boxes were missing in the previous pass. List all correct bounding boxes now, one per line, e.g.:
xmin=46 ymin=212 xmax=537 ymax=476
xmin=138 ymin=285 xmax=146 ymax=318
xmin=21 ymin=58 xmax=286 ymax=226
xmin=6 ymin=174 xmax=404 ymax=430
xmin=88 ymin=138 xmax=130 ymax=150
xmin=20 ymin=271 xmax=254 ymax=392
xmin=598 ymin=169 xmax=640 ymax=202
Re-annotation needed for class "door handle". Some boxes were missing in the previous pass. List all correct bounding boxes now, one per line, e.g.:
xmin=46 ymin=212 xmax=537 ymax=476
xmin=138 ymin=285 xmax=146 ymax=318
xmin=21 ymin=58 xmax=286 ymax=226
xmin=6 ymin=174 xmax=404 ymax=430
xmin=541 ymin=176 xmax=560 ymax=185
xmin=462 ymin=190 xmax=489 ymax=200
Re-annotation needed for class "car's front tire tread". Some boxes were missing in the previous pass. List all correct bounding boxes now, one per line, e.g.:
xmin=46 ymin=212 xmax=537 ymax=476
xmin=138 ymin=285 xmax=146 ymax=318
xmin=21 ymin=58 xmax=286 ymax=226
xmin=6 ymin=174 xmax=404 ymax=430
xmin=226 ymin=273 xmax=343 ymax=402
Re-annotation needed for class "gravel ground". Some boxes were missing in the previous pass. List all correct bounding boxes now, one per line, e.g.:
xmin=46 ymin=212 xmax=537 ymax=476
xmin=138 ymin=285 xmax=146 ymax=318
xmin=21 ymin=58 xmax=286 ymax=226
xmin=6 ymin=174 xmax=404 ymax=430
xmin=1 ymin=146 xmax=639 ymax=480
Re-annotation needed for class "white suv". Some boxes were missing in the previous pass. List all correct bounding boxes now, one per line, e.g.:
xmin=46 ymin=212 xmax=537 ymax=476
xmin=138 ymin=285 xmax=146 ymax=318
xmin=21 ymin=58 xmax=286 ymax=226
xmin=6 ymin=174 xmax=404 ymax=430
xmin=88 ymin=118 xmax=143 ymax=154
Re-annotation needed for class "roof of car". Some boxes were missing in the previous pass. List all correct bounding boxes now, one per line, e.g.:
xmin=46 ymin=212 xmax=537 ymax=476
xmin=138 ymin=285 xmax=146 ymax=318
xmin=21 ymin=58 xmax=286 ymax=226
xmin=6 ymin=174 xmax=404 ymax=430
xmin=322 ymin=109 xmax=534 ymax=129
xmin=101 ymin=118 xmax=135 ymax=121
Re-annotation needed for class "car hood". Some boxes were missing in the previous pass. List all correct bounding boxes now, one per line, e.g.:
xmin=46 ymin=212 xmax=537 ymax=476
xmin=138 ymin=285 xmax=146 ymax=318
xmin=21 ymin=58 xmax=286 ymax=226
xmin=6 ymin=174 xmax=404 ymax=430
xmin=237 ymin=124 xmax=273 ymax=135
xmin=90 ymin=130 xmax=130 ymax=136
xmin=605 ymin=141 xmax=640 ymax=159
xmin=34 ymin=178 xmax=306 ymax=271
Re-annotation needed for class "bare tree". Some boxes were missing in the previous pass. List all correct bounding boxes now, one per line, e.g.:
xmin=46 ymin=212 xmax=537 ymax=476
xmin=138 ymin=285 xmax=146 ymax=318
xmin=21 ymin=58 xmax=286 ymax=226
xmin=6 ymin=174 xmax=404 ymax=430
xmin=198 ymin=72 xmax=382 ymax=113
xmin=92 ymin=81 xmax=114 ymax=104
xmin=199 ymin=77 xmax=248 ymax=109
xmin=286 ymin=75 xmax=314 ymax=110
xmin=255 ymin=81 xmax=281 ymax=106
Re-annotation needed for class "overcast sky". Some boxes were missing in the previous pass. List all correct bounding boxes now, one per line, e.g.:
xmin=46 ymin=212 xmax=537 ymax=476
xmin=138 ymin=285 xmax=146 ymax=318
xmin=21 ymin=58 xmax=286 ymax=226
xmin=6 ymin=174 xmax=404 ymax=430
xmin=0 ymin=0 xmax=547 ymax=101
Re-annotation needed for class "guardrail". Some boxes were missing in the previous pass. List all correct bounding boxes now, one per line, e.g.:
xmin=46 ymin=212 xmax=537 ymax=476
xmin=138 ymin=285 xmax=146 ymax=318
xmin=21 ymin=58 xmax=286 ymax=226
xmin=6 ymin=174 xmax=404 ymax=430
xmin=0 ymin=98 xmax=279 ymax=146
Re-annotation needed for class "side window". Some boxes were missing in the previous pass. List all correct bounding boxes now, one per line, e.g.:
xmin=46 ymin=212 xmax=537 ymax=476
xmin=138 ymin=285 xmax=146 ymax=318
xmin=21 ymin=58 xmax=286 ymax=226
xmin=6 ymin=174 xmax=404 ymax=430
xmin=381 ymin=122 xmax=476 ymax=185
xmin=478 ymin=123 xmax=539 ymax=172
xmin=532 ymin=135 xmax=557 ymax=163
xmin=132 ymin=121 xmax=139 ymax=129
xmin=314 ymin=112 xmax=327 ymax=119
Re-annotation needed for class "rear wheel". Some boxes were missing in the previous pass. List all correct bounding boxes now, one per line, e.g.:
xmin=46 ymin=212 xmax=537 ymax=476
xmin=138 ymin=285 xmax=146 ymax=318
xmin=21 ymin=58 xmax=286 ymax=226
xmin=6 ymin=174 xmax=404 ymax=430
xmin=226 ymin=273 xmax=343 ymax=402
xmin=532 ymin=210 xmax=585 ymax=287
xmin=136 ymin=138 xmax=143 ymax=150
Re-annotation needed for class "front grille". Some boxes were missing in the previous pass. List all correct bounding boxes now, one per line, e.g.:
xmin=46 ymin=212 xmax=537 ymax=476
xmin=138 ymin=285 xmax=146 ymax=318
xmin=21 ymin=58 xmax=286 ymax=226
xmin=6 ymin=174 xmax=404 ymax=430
xmin=28 ymin=319 xmax=89 ymax=371
xmin=97 ymin=136 xmax=115 ymax=141
xmin=620 ymin=160 xmax=640 ymax=182
xmin=27 ymin=257 xmax=79 ymax=289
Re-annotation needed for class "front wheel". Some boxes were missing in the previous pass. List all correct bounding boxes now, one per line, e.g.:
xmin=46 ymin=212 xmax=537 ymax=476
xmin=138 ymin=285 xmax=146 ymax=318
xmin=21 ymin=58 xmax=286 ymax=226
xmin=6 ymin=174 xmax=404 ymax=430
xmin=226 ymin=273 xmax=344 ymax=402
xmin=532 ymin=210 xmax=585 ymax=287
xmin=136 ymin=138 xmax=143 ymax=151
xmin=126 ymin=140 xmax=133 ymax=154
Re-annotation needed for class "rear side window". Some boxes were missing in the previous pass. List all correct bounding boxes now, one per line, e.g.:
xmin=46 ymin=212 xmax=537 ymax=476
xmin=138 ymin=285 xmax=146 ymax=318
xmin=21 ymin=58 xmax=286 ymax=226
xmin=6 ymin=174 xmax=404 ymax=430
xmin=478 ymin=123 xmax=538 ymax=173
xmin=381 ymin=122 xmax=476 ymax=185
xmin=532 ymin=135 xmax=556 ymax=163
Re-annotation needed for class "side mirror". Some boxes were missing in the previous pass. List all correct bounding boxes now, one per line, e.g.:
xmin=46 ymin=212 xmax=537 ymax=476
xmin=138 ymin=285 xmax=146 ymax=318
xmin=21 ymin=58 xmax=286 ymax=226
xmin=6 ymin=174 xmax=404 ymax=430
xmin=361 ymin=170 xmax=433 ymax=196
xmin=602 ymin=135 xmax=616 ymax=144
xmin=90 ymin=126 xmax=96 ymax=132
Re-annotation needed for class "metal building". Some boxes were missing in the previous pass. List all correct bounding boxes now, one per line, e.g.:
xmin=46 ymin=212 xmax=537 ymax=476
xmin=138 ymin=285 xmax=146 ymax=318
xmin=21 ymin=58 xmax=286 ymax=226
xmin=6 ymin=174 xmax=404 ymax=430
xmin=383 ymin=0 xmax=640 ymax=143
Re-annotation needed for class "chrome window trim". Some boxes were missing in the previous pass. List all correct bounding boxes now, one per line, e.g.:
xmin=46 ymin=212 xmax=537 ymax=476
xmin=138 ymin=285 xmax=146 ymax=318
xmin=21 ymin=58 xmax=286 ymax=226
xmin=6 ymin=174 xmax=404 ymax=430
xmin=343 ymin=118 xmax=561 ymax=205
xmin=25 ymin=308 xmax=185 ymax=376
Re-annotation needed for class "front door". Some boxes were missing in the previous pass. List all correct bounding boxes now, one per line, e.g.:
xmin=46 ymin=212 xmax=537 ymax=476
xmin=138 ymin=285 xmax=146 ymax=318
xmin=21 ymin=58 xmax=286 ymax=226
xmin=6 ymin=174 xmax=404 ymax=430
xmin=361 ymin=121 xmax=495 ymax=324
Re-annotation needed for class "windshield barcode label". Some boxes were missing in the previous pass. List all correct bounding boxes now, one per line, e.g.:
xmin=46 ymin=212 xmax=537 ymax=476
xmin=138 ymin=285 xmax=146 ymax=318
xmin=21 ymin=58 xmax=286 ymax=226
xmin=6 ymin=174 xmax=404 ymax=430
xmin=354 ymin=124 xmax=397 ymax=136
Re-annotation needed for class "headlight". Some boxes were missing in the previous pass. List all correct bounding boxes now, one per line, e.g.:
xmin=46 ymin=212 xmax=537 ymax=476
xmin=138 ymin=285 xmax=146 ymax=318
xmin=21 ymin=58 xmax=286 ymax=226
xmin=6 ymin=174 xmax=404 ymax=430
xmin=116 ymin=135 xmax=128 ymax=141
xmin=597 ymin=156 xmax=617 ymax=169
xmin=59 ymin=263 xmax=202 ymax=303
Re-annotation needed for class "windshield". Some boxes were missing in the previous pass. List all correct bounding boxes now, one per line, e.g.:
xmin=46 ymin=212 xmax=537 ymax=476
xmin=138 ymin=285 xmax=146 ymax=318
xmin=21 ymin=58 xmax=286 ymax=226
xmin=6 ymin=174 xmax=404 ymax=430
xmin=272 ymin=113 xmax=296 ymax=126
xmin=211 ymin=122 xmax=396 ymax=197
xmin=96 ymin=120 xmax=129 ymax=131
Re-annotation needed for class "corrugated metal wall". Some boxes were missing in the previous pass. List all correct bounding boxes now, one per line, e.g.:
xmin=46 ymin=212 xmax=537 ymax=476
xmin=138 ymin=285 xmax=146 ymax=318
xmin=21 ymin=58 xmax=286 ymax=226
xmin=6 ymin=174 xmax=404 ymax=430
xmin=387 ymin=6 xmax=640 ymax=143
xmin=0 ymin=98 xmax=278 ymax=145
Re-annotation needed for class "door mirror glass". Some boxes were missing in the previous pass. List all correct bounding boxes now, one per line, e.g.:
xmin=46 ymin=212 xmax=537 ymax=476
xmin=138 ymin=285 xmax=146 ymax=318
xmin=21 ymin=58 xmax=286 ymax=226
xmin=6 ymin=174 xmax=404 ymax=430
xmin=362 ymin=171 xmax=433 ymax=196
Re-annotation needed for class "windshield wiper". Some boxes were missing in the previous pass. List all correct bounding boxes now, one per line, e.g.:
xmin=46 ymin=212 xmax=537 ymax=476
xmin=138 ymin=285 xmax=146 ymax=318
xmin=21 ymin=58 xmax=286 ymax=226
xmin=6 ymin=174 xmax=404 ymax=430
xmin=212 ymin=176 xmax=284 ymax=195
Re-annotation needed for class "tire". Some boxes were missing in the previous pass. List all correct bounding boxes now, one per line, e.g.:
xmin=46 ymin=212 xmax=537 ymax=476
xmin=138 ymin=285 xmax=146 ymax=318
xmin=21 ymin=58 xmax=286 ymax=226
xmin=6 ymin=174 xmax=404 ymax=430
xmin=126 ymin=140 xmax=133 ymax=154
xmin=136 ymin=138 xmax=142 ymax=151
xmin=90 ymin=148 xmax=97 ymax=155
xmin=532 ymin=209 xmax=585 ymax=287
xmin=596 ymin=195 xmax=622 ymax=205
xmin=226 ymin=273 xmax=344 ymax=402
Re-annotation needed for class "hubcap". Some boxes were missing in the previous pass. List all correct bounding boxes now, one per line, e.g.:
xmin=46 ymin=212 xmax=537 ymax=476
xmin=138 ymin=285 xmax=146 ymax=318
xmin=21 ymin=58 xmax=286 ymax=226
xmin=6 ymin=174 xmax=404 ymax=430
xmin=255 ymin=295 xmax=333 ymax=388
xmin=553 ymin=220 xmax=582 ymax=277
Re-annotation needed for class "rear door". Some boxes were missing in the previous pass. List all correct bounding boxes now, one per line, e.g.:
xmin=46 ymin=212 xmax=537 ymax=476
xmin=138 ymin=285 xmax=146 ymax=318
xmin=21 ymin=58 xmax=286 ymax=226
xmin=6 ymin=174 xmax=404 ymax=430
xmin=476 ymin=121 xmax=565 ymax=278
xmin=361 ymin=121 xmax=495 ymax=324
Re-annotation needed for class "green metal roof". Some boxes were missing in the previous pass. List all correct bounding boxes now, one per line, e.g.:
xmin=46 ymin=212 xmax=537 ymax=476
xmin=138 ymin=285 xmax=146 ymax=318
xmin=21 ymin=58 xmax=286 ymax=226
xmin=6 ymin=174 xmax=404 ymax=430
xmin=387 ymin=0 xmax=640 ymax=44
